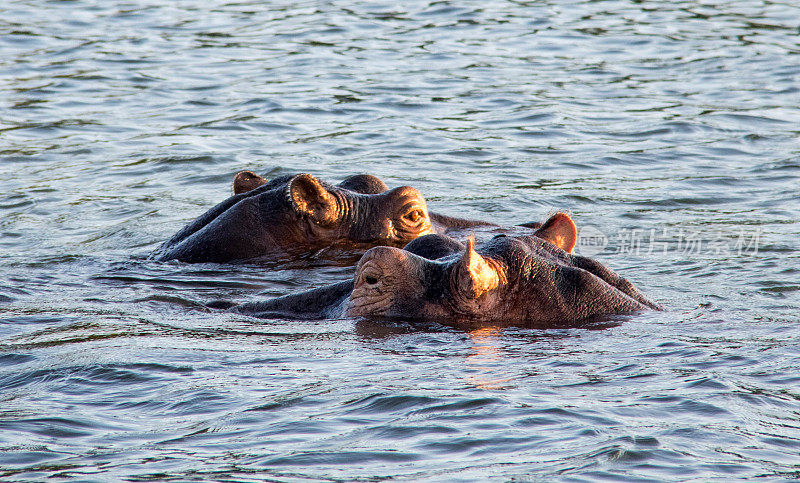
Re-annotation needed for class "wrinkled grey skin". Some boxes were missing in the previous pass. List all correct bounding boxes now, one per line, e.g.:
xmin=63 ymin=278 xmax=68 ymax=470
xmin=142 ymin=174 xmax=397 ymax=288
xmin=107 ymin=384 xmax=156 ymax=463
xmin=152 ymin=173 xmax=492 ymax=263
xmin=230 ymin=229 xmax=659 ymax=326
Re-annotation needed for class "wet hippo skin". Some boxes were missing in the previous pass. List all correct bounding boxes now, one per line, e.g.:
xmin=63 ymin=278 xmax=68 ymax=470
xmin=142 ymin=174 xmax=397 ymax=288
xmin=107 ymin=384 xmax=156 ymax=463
xmin=229 ymin=213 xmax=659 ymax=326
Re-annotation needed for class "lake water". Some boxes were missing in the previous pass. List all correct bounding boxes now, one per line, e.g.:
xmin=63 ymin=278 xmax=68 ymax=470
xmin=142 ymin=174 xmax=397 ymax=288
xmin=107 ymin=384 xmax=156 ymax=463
xmin=1 ymin=0 xmax=799 ymax=480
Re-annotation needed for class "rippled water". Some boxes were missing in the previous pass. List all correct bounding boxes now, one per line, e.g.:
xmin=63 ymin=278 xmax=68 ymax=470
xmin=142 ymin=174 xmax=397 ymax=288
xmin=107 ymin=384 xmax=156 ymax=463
xmin=2 ymin=0 xmax=799 ymax=480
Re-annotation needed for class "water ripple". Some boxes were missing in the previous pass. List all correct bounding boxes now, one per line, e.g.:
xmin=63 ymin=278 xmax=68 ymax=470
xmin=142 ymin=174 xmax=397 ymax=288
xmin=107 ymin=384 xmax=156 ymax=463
xmin=1 ymin=0 xmax=799 ymax=480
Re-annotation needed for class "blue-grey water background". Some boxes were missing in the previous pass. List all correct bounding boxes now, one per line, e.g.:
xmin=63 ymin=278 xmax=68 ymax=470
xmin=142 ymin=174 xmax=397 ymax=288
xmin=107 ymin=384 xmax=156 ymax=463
xmin=1 ymin=0 xmax=799 ymax=480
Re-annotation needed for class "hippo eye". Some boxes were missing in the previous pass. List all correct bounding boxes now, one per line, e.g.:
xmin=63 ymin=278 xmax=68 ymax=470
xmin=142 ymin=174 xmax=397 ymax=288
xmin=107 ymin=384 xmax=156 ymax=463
xmin=365 ymin=275 xmax=378 ymax=285
xmin=403 ymin=209 xmax=424 ymax=224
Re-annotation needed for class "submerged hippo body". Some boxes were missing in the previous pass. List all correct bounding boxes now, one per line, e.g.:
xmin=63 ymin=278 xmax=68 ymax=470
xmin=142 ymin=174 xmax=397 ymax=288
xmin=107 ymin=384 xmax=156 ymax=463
xmin=231 ymin=214 xmax=658 ymax=326
xmin=153 ymin=172 xmax=493 ymax=263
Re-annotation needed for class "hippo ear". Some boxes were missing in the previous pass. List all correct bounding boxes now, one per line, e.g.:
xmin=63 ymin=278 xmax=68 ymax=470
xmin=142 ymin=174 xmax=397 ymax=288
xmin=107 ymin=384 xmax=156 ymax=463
xmin=338 ymin=174 xmax=389 ymax=194
xmin=534 ymin=212 xmax=577 ymax=253
xmin=233 ymin=170 xmax=268 ymax=194
xmin=455 ymin=235 xmax=506 ymax=299
xmin=289 ymin=174 xmax=340 ymax=227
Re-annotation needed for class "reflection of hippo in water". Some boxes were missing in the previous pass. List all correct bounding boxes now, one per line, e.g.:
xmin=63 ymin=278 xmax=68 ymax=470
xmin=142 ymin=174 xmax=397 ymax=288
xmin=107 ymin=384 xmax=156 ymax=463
xmin=152 ymin=172 xmax=496 ymax=263
xmin=228 ymin=213 xmax=659 ymax=326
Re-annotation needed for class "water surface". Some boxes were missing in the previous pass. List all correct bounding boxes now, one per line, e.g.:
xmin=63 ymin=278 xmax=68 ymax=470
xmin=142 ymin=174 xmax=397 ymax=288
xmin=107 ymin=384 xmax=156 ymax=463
xmin=1 ymin=0 xmax=799 ymax=480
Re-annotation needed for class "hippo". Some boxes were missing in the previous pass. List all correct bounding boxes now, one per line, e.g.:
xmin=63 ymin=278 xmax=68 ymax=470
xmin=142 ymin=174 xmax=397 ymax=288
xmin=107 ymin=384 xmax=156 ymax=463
xmin=152 ymin=172 xmax=496 ymax=263
xmin=228 ymin=213 xmax=659 ymax=326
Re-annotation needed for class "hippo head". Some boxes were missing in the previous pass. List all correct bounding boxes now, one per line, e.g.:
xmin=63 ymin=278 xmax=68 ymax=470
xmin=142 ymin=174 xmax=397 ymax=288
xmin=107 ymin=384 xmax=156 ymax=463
xmin=346 ymin=214 xmax=655 ymax=325
xmin=286 ymin=173 xmax=433 ymax=248
xmin=155 ymin=172 xmax=434 ymax=262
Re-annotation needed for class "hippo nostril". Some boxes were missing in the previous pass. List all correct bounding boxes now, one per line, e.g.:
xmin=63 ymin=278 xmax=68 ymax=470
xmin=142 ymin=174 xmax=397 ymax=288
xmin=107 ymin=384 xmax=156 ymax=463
xmin=365 ymin=275 xmax=378 ymax=285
